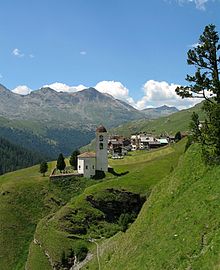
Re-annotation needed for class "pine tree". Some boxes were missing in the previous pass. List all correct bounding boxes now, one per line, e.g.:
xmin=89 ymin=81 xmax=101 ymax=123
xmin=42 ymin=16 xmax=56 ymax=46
xmin=175 ymin=131 xmax=182 ymax=142
xmin=69 ymin=149 xmax=80 ymax=170
xmin=39 ymin=161 xmax=48 ymax=176
xmin=190 ymin=112 xmax=202 ymax=142
xmin=175 ymin=24 xmax=220 ymax=163
xmin=56 ymin=153 xmax=66 ymax=173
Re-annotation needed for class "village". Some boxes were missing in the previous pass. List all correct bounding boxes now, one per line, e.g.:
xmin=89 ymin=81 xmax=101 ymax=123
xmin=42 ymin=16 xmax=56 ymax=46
xmin=49 ymin=125 xmax=179 ymax=179
xmin=108 ymin=132 xmax=176 ymax=159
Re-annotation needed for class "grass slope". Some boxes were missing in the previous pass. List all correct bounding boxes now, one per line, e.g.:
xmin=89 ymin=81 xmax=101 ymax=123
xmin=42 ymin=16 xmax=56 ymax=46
xmin=110 ymin=101 xmax=205 ymax=137
xmin=85 ymin=144 xmax=220 ymax=270
xmin=0 ymin=140 xmax=185 ymax=270
xmin=0 ymin=162 xmax=95 ymax=270
xmin=26 ymin=141 xmax=185 ymax=269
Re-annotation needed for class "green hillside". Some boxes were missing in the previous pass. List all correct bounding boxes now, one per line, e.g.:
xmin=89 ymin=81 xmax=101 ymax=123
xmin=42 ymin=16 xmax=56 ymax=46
xmin=0 ymin=139 xmax=185 ymax=269
xmin=26 ymin=144 xmax=185 ymax=269
xmin=2 ymin=135 xmax=220 ymax=270
xmin=0 ymin=162 xmax=96 ymax=270
xmin=85 ymin=144 xmax=220 ymax=270
xmin=110 ymin=101 xmax=205 ymax=137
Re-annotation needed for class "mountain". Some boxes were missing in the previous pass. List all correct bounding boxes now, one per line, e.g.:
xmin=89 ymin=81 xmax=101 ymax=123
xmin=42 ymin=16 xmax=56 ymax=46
xmin=141 ymin=105 xmax=179 ymax=119
xmin=0 ymin=85 xmax=143 ymax=157
xmin=0 ymin=85 xmax=143 ymax=127
xmin=0 ymin=137 xmax=43 ymax=175
xmin=0 ymin=84 xmax=179 ymax=157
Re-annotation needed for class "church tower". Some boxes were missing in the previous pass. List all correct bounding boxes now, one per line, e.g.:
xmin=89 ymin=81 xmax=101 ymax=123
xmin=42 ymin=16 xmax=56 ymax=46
xmin=95 ymin=125 xmax=108 ymax=172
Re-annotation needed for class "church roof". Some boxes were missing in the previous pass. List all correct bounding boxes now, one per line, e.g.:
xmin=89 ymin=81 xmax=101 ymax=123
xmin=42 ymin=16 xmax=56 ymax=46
xmin=78 ymin=152 xmax=96 ymax=158
xmin=96 ymin=125 xmax=107 ymax=133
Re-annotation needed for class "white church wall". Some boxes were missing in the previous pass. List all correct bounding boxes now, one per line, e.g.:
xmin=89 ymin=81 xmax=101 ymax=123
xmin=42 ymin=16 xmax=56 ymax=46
xmin=78 ymin=157 xmax=96 ymax=178
xmin=78 ymin=159 xmax=84 ymax=175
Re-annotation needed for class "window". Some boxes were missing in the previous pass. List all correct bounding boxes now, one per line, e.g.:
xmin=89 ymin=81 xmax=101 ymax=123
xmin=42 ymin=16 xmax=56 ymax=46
xmin=99 ymin=143 xmax=103 ymax=150
xmin=99 ymin=135 xmax=103 ymax=141
xmin=92 ymin=165 xmax=95 ymax=169
xmin=86 ymin=165 xmax=88 ymax=169
xmin=79 ymin=165 xmax=81 ymax=169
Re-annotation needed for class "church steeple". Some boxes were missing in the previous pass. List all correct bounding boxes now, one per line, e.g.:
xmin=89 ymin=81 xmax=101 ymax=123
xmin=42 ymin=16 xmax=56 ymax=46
xmin=95 ymin=125 xmax=108 ymax=172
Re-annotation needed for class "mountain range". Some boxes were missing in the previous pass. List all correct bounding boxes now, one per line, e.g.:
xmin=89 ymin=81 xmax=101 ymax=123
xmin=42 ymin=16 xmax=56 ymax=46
xmin=0 ymin=84 xmax=178 ymax=158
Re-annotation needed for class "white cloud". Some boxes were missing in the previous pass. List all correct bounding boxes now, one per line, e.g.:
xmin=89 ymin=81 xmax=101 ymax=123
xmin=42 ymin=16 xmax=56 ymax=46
xmin=95 ymin=81 xmax=136 ymax=106
xmin=136 ymin=80 xmax=201 ymax=110
xmin=44 ymin=82 xmax=86 ymax=93
xmin=177 ymin=0 xmax=212 ymax=10
xmin=12 ymin=85 xmax=32 ymax=95
xmin=80 ymin=51 xmax=87 ymax=55
xmin=12 ymin=48 xmax=24 ymax=57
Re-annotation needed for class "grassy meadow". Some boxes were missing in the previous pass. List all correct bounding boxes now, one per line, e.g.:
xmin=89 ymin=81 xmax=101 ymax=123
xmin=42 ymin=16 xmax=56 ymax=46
xmin=4 ymin=138 xmax=220 ymax=270
xmin=0 ymin=161 xmax=95 ymax=270
xmin=0 ymin=140 xmax=185 ymax=269
xmin=85 ymin=144 xmax=220 ymax=270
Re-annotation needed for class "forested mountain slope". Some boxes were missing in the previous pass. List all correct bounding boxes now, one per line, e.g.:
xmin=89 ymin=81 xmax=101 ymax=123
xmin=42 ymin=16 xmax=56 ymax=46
xmin=0 ymin=137 xmax=43 ymax=175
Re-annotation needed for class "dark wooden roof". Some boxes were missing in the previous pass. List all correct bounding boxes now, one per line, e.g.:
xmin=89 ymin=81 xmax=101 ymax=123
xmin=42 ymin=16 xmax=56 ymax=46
xmin=96 ymin=125 xmax=107 ymax=133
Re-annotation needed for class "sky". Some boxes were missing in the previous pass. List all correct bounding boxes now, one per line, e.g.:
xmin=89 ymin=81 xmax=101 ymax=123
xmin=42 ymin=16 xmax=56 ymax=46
xmin=0 ymin=0 xmax=219 ymax=109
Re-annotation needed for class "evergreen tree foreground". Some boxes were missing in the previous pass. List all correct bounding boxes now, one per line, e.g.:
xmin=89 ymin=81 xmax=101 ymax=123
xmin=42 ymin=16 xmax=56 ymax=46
xmin=176 ymin=24 xmax=220 ymax=164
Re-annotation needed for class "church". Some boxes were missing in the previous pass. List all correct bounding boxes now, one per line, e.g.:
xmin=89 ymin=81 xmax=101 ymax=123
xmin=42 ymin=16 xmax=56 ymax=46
xmin=77 ymin=125 xmax=108 ymax=178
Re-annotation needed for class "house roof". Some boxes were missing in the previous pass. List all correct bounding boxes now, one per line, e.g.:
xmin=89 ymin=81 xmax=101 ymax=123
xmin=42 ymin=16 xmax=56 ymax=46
xmin=96 ymin=125 xmax=107 ymax=133
xmin=78 ymin=152 xmax=96 ymax=158
xmin=148 ymin=141 xmax=161 ymax=145
xmin=158 ymin=138 xmax=169 ymax=144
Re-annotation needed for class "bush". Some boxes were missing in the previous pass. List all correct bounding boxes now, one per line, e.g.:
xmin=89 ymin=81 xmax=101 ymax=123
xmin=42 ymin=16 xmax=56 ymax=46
xmin=75 ymin=243 xmax=88 ymax=262
xmin=175 ymin=131 xmax=182 ymax=142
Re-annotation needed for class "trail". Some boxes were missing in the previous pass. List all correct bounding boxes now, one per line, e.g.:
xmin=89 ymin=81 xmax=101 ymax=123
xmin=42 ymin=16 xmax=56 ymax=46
xmin=89 ymin=238 xmax=101 ymax=270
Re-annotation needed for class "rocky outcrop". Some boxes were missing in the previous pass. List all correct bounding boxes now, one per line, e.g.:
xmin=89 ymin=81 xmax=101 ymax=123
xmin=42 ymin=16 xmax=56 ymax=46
xmin=86 ymin=188 xmax=145 ymax=222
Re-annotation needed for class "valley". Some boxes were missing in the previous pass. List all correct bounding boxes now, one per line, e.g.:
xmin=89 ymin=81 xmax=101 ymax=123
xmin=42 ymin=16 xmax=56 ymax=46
xmin=0 ymin=84 xmax=178 ymax=161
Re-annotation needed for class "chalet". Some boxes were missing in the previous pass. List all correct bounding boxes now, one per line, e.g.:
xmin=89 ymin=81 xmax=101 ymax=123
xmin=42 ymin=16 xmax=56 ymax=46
xmin=108 ymin=135 xmax=131 ymax=156
xmin=131 ymin=133 xmax=170 ymax=150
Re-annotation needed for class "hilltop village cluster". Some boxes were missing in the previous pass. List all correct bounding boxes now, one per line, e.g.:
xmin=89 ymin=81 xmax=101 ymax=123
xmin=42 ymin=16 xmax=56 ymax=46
xmin=73 ymin=125 xmax=176 ymax=178
xmin=108 ymin=133 xmax=175 ymax=158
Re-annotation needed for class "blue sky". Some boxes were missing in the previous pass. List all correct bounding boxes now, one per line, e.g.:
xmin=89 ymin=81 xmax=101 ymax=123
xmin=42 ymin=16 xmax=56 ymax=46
xmin=0 ymin=0 xmax=219 ymax=109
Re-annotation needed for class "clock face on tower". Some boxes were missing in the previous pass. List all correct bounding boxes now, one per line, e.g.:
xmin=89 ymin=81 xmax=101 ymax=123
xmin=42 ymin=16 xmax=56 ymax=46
xmin=99 ymin=135 xmax=103 ymax=141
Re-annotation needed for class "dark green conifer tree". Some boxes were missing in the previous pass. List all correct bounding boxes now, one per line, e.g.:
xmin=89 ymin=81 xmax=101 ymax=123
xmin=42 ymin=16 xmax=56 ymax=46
xmin=69 ymin=149 xmax=80 ymax=169
xmin=190 ymin=112 xmax=202 ymax=142
xmin=39 ymin=161 xmax=48 ymax=176
xmin=56 ymin=153 xmax=66 ymax=172
xmin=175 ymin=131 xmax=182 ymax=142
